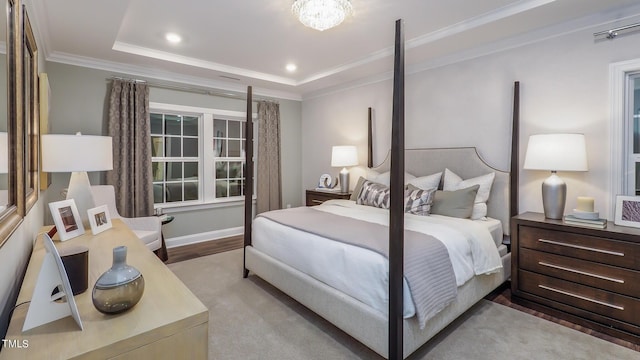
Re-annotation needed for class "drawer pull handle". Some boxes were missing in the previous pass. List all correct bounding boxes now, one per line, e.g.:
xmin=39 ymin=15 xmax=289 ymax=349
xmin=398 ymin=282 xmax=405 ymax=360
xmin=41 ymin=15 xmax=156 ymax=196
xmin=538 ymin=285 xmax=624 ymax=311
xmin=538 ymin=239 xmax=625 ymax=257
xmin=311 ymin=199 xmax=324 ymax=204
xmin=538 ymin=261 xmax=625 ymax=284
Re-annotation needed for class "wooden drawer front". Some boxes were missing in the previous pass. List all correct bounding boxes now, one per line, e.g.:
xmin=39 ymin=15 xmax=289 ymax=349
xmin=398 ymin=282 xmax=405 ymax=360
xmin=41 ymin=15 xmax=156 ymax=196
xmin=520 ymin=270 xmax=640 ymax=326
xmin=519 ymin=226 xmax=640 ymax=270
xmin=519 ymin=248 xmax=640 ymax=298
xmin=306 ymin=193 xmax=331 ymax=206
xmin=305 ymin=191 xmax=350 ymax=206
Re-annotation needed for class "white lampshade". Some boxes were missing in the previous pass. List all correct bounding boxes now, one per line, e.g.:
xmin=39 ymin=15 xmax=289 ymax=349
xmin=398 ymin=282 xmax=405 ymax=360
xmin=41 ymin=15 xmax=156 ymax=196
xmin=331 ymin=146 xmax=358 ymax=168
xmin=524 ymin=134 xmax=588 ymax=172
xmin=41 ymin=133 xmax=113 ymax=225
xmin=0 ymin=132 xmax=7 ymax=174
xmin=41 ymin=134 xmax=113 ymax=172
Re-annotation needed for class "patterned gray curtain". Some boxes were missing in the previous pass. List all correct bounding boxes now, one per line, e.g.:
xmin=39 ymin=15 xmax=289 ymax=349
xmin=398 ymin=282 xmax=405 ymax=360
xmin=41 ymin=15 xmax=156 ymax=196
xmin=107 ymin=79 xmax=153 ymax=217
xmin=256 ymin=101 xmax=282 ymax=214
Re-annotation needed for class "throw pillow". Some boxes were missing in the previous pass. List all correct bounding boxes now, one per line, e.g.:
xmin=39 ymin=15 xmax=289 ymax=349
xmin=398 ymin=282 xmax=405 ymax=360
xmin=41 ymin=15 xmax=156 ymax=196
xmin=366 ymin=169 xmax=416 ymax=186
xmin=442 ymin=168 xmax=495 ymax=220
xmin=407 ymin=172 xmax=442 ymax=190
xmin=404 ymin=187 xmax=436 ymax=216
xmin=357 ymin=180 xmax=390 ymax=209
xmin=350 ymin=176 xmax=368 ymax=201
xmin=430 ymin=185 xmax=480 ymax=219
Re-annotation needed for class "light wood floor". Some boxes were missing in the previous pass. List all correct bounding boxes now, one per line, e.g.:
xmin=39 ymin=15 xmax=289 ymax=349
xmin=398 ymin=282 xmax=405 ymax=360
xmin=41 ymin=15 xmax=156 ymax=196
xmin=167 ymin=238 xmax=638 ymax=353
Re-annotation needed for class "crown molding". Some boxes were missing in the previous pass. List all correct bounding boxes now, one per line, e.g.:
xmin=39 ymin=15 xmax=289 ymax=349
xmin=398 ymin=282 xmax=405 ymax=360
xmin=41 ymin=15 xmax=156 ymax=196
xmin=46 ymin=51 xmax=302 ymax=101
xmin=297 ymin=0 xmax=555 ymax=86
xmin=112 ymin=41 xmax=297 ymax=86
xmin=33 ymin=0 xmax=640 ymax=102
xmin=302 ymin=2 xmax=640 ymax=100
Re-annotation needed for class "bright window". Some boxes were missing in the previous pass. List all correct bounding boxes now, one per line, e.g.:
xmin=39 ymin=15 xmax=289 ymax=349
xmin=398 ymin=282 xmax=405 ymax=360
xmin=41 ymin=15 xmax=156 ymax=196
xmin=213 ymin=117 xmax=247 ymax=199
xmin=626 ymin=73 xmax=640 ymax=195
xmin=150 ymin=103 xmax=255 ymax=208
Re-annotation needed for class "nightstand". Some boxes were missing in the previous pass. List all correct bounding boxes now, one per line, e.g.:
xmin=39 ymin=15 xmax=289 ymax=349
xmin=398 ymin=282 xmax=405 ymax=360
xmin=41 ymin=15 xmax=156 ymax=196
xmin=305 ymin=189 xmax=351 ymax=206
xmin=511 ymin=212 xmax=640 ymax=344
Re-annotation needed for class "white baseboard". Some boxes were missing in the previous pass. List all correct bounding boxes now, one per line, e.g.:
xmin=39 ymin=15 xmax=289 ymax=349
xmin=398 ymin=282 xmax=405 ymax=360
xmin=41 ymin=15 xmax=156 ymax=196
xmin=165 ymin=226 xmax=244 ymax=249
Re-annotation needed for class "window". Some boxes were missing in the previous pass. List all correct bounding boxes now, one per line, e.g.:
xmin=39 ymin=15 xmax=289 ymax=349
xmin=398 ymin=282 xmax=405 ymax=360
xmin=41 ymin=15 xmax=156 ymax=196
xmin=151 ymin=112 xmax=200 ymax=204
xmin=213 ymin=118 xmax=246 ymax=199
xmin=627 ymin=73 xmax=640 ymax=196
xmin=150 ymin=103 xmax=255 ymax=208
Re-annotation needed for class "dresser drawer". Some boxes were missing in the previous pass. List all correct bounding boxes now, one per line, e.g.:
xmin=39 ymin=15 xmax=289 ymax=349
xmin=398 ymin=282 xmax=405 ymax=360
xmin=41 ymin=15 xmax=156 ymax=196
xmin=519 ymin=226 xmax=640 ymax=270
xmin=519 ymin=248 xmax=640 ymax=298
xmin=306 ymin=193 xmax=335 ymax=206
xmin=305 ymin=190 xmax=351 ymax=206
xmin=520 ymin=270 xmax=640 ymax=326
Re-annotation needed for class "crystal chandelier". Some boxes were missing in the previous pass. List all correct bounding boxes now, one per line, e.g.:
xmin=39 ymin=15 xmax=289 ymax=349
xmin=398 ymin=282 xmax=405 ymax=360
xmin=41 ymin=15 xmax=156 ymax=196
xmin=292 ymin=0 xmax=353 ymax=31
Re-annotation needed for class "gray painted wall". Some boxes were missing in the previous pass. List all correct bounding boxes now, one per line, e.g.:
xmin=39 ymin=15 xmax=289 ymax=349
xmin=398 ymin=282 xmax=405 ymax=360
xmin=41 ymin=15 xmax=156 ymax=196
xmin=43 ymin=62 xmax=302 ymax=239
xmin=1 ymin=56 xmax=300 ymax=337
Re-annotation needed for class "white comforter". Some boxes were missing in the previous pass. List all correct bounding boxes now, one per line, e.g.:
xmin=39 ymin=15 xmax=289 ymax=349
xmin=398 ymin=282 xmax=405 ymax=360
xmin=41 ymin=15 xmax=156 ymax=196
xmin=252 ymin=200 xmax=502 ymax=318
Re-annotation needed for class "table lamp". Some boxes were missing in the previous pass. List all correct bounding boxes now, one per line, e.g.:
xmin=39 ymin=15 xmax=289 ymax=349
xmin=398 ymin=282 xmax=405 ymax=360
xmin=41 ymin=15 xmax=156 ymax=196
xmin=524 ymin=133 xmax=588 ymax=219
xmin=331 ymin=145 xmax=358 ymax=193
xmin=41 ymin=133 xmax=113 ymax=224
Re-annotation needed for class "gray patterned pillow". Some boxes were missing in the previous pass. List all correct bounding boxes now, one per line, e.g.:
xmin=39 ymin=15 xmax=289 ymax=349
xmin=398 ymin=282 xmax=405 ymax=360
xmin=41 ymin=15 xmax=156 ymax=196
xmin=404 ymin=187 xmax=436 ymax=216
xmin=357 ymin=180 xmax=390 ymax=209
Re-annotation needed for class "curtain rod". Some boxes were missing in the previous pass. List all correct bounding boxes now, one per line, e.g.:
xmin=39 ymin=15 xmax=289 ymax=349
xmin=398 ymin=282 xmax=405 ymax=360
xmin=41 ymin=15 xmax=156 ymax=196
xmin=107 ymin=76 xmax=279 ymax=103
xmin=594 ymin=21 xmax=640 ymax=39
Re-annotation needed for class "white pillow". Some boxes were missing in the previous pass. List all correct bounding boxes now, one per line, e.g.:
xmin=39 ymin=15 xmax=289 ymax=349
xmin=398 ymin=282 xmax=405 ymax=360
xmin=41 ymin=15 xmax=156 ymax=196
xmin=407 ymin=172 xmax=442 ymax=191
xmin=442 ymin=168 xmax=495 ymax=220
xmin=366 ymin=169 xmax=416 ymax=186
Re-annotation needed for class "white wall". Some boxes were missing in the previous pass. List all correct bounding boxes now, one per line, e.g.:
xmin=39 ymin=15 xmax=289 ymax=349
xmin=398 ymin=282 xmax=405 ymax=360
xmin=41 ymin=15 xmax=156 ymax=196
xmin=302 ymin=24 xmax=640 ymax=220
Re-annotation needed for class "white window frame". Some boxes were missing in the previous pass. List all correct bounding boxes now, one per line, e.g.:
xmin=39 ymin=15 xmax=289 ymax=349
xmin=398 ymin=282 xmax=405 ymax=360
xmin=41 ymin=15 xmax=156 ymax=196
xmin=150 ymin=102 xmax=257 ymax=211
xmin=625 ymin=73 xmax=640 ymax=196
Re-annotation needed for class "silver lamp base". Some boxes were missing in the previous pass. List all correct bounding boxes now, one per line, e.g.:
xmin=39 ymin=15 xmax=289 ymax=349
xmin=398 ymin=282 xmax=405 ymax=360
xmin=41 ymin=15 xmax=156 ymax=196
xmin=339 ymin=168 xmax=349 ymax=193
xmin=542 ymin=172 xmax=566 ymax=220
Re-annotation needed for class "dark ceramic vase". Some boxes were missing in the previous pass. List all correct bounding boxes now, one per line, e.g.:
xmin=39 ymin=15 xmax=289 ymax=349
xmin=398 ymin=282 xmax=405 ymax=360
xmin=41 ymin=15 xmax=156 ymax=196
xmin=92 ymin=246 xmax=145 ymax=314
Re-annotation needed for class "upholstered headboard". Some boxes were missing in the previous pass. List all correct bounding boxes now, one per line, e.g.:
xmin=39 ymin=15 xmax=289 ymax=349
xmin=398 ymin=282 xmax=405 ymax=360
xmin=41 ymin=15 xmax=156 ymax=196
xmin=371 ymin=147 xmax=511 ymax=235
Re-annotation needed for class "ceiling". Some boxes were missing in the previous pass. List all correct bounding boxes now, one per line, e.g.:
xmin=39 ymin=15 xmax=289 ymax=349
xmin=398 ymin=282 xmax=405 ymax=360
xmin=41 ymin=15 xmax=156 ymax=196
xmin=26 ymin=0 xmax=640 ymax=100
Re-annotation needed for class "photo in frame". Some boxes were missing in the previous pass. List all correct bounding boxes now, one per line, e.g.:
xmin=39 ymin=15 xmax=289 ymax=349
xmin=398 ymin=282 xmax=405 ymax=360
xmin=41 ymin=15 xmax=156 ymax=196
xmin=614 ymin=195 xmax=640 ymax=228
xmin=87 ymin=205 xmax=112 ymax=235
xmin=49 ymin=199 xmax=85 ymax=241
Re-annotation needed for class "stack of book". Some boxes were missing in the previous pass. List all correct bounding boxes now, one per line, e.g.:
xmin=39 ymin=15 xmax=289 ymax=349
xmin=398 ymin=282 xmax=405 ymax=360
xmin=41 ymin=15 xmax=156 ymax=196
xmin=563 ymin=214 xmax=607 ymax=229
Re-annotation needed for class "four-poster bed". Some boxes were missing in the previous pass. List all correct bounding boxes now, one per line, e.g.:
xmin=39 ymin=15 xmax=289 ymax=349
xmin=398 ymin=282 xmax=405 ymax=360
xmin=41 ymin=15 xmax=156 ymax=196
xmin=243 ymin=20 xmax=519 ymax=359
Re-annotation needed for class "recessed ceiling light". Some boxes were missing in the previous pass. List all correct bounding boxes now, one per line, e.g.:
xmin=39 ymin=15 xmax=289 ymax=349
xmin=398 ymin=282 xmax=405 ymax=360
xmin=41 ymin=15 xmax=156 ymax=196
xmin=165 ymin=33 xmax=182 ymax=44
xmin=286 ymin=63 xmax=297 ymax=72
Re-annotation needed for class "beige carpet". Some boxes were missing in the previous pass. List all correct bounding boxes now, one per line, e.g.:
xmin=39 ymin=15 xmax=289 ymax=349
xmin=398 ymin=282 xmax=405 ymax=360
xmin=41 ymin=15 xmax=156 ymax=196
xmin=168 ymin=249 xmax=639 ymax=360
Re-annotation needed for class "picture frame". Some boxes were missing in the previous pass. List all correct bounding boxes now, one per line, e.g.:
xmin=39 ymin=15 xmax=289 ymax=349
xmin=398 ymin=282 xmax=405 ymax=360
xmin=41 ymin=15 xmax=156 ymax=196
xmin=87 ymin=205 xmax=112 ymax=235
xmin=49 ymin=199 xmax=85 ymax=241
xmin=614 ymin=195 xmax=640 ymax=228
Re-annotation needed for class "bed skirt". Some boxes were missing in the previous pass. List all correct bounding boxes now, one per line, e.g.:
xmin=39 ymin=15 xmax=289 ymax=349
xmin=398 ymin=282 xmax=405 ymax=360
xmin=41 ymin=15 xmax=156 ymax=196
xmin=245 ymin=246 xmax=511 ymax=359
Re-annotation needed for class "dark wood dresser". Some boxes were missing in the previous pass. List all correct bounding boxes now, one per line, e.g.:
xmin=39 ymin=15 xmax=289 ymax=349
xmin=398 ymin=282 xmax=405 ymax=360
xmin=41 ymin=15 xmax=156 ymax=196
xmin=511 ymin=212 xmax=640 ymax=343
xmin=305 ymin=189 xmax=351 ymax=206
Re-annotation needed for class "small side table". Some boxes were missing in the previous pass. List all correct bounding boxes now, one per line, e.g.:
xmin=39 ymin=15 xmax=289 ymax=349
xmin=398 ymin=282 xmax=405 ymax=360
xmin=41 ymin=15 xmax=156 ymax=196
xmin=156 ymin=214 xmax=174 ymax=262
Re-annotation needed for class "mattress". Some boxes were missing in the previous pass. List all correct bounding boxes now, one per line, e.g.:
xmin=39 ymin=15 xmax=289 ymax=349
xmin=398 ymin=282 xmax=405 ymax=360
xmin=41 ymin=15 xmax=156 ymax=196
xmin=252 ymin=200 xmax=503 ymax=319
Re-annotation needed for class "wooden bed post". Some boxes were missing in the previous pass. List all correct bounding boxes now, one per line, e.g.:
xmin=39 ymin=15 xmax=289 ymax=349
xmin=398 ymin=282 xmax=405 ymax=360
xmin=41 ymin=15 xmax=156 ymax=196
xmin=389 ymin=19 xmax=405 ymax=360
xmin=510 ymin=81 xmax=520 ymax=219
xmin=368 ymin=107 xmax=373 ymax=168
xmin=243 ymin=85 xmax=254 ymax=278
